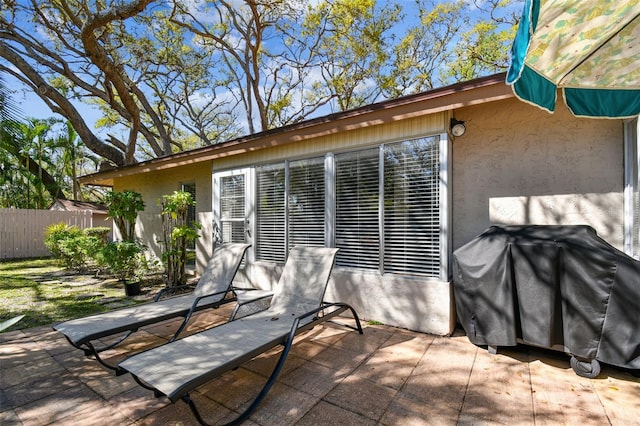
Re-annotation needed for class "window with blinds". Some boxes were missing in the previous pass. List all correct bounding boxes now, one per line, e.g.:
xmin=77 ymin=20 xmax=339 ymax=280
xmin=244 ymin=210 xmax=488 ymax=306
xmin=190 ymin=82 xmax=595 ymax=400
xmin=335 ymin=148 xmax=380 ymax=270
xmin=250 ymin=135 xmax=444 ymax=276
xmin=219 ymin=175 xmax=245 ymax=243
xmin=256 ymin=164 xmax=286 ymax=263
xmin=288 ymin=158 xmax=325 ymax=249
xmin=383 ymin=137 xmax=441 ymax=276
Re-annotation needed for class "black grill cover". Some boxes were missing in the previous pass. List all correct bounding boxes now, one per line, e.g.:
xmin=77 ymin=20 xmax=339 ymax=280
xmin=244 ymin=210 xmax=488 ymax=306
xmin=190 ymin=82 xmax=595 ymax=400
xmin=452 ymin=225 xmax=640 ymax=370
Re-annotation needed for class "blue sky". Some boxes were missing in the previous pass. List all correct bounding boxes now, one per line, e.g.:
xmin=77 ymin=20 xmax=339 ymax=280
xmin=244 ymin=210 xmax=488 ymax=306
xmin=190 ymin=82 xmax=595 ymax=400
xmin=5 ymin=0 xmax=523 ymax=135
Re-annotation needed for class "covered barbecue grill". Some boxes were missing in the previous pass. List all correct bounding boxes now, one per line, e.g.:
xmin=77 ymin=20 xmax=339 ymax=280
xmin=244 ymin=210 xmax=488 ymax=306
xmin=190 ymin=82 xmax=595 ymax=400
xmin=452 ymin=225 xmax=640 ymax=378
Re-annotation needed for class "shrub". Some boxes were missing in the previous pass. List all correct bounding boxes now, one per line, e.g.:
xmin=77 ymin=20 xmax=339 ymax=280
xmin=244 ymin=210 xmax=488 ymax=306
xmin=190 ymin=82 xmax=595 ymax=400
xmin=44 ymin=223 xmax=82 ymax=260
xmin=159 ymin=191 xmax=201 ymax=286
xmin=105 ymin=190 xmax=145 ymax=241
xmin=101 ymin=241 xmax=147 ymax=282
xmin=83 ymin=226 xmax=111 ymax=244
xmin=59 ymin=233 xmax=105 ymax=271
xmin=44 ymin=224 xmax=109 ymax=271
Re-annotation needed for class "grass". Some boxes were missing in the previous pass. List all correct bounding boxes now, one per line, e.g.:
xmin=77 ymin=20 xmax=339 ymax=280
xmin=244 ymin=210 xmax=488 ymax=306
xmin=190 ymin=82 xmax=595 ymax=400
xmin=0 ymin=258 xmax=164 ymax=332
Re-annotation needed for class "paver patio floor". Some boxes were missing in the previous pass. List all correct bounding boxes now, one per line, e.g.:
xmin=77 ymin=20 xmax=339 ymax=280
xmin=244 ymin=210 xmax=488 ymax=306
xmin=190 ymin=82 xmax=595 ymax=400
xmin=1 ymin=305 xmax=638 ymax=425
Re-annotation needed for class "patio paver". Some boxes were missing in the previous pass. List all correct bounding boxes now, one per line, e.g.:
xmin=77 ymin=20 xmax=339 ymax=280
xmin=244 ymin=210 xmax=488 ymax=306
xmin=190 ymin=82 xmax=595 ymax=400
xmin=1 ymin=305 xmax=638 ymax=425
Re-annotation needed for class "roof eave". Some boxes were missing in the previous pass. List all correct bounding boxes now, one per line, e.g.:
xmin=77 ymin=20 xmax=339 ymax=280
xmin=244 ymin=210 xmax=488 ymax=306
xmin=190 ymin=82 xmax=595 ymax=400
xmin=80 ymin=73 xmax=511 ymax=187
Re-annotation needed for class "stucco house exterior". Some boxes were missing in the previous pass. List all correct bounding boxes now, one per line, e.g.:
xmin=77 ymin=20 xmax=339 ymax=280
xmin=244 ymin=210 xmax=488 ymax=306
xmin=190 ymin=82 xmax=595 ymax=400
xmin=80 ymin=73 xmax=640 ymax=336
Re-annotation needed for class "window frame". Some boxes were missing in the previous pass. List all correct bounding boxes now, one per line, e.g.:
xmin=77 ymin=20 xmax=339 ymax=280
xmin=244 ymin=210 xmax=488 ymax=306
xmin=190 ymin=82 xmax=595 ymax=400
xmin=213 ymin=168 xmax=253 ymax=248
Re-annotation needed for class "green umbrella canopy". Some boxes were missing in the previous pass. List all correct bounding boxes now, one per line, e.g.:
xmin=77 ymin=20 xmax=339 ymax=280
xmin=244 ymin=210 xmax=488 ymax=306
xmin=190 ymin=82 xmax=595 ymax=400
xmin=507 ymin=0 xmax=640 ymax=118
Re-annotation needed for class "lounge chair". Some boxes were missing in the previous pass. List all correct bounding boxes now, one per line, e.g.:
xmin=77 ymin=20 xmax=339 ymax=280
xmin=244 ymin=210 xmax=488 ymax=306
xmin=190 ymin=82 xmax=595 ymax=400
xmin=118 ymin=246 xmax=363 ymax=425
xmin=53 ymin=243 xmax=252 ymax=371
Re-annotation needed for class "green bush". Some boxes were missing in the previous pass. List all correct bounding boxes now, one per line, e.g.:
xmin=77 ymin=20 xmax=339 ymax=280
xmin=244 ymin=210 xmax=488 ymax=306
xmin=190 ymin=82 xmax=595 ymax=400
xmin=105 ymin=190 xmax=145 ymax=241
xmin=84 ymin=226 xmax=111 ymax=243
xmin=101 ymin=241 xmax=147 ymax=282
xmin=44 ymin=223 xmax=83 ymax=260
xmin=160 ymin=190 xmax=200 ymax=286
xmin=44 ymin=223 xmax=109 ymax=271
xmin=59 ymin=233 xmax=105 ymax=271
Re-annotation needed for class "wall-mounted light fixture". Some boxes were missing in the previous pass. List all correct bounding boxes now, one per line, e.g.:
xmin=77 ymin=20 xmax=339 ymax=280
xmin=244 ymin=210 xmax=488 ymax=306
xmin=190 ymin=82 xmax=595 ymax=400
xmin=450 ymin=118 xmax=466 ymax=137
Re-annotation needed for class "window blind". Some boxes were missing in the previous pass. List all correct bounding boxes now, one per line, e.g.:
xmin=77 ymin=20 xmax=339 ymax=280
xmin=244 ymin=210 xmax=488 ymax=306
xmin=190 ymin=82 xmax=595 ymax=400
xmin=335 ymin=148 xmax=380 ymax=269
xmin=256 ymin=164 xmax=286 ymax=262
xmin=219 ymin=175 xmax=245 ymax=243
xmin=383 ymin=137 xmax=441 ymax=276
xmin=288 ymin=158 xmax=325 ymax=249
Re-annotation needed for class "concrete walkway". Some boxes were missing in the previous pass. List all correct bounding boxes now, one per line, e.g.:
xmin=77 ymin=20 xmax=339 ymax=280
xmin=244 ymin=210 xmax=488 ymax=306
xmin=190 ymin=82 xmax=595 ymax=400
xmin=1 ymin=305 xmax=638 ymax=425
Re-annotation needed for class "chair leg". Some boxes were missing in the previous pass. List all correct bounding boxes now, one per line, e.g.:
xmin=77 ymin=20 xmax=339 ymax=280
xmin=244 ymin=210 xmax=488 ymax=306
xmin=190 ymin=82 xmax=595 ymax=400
xmin=169 ymin=313 xmax=192 ymax=343
xmin=83 ymin=341 xmax=122 ymax=373
xmin=226 ymin=322 xmax=301 ymax=425
xmin=91 ymin=330 xmax=135 ymax=353
xmin=182 ymin=393 xmax=213 ymax=426
xmin=63 ymin=331 xmax=136 ymax=373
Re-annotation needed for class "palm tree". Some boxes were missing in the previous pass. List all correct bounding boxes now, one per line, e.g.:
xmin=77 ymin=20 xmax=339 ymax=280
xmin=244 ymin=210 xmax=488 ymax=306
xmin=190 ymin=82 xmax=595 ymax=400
xmin=54 ymin=120 xmax=99 ymax=201
xmin=1 ymin=79 xmax=67 ymax=207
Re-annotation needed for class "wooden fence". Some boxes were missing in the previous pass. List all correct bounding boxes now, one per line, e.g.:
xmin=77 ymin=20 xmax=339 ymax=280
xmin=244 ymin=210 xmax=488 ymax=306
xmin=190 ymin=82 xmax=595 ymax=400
xmin=0 ymin=209 xmax=97 ymax=260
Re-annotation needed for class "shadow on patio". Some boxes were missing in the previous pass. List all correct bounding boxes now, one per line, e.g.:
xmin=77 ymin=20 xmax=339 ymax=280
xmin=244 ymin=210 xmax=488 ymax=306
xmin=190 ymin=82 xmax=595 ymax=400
xmin=1 ymin=305 xmax=638 ymax=425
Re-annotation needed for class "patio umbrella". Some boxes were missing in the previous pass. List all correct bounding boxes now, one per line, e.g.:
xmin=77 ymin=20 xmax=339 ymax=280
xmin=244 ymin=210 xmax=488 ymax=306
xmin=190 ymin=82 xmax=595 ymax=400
xmin=506 ymin=0 xmax=640 ymax=118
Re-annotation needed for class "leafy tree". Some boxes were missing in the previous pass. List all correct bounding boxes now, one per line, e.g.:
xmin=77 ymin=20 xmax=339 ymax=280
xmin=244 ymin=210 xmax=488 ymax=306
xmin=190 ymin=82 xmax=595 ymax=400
xmin=443 ymin=0 xmax=521 ymax=82
xmin=1 ymin=1 xmax=147 ymax=165
xmin=384 ymin=0 xmax=522 ymax=95
xmin=0 ymin=75 xmax=24 ymax=206
xmin=384 ymin=0 xmax=469 ymax=95
xmin=169 ymin=0 xmax=303 ymax=133
xmin=52 ymin=120 xmax=101 ymax=201
xmin=300 ymin=0 xmax=401 ymax=111
xmin=1 ymin=0 xmax=522 ymax=169
xmin=1 ymin=117 xmax=67 ymax=207
xmin=105 ymin=190 xmax=145 ymax=241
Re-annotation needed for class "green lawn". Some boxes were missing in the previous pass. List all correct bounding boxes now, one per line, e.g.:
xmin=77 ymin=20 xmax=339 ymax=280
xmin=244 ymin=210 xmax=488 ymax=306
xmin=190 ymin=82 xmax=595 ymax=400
xmin=0 ymin=258 xmax=163 ymax=332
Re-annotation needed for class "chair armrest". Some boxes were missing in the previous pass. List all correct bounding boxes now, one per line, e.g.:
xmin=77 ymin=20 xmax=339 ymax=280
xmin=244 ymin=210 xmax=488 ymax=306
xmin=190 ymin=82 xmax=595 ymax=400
xmin=190 ymin=288 xmax=235 ymax=309
xmin=228 ymin=289 xmax=274 ymax=321
xmin=154 ymin=284 xmax=195 ymax=302
xmin=234 ymin=289 xmax=274 ymax=305
xmin=290 ymin=302 xmax=363 ymax=334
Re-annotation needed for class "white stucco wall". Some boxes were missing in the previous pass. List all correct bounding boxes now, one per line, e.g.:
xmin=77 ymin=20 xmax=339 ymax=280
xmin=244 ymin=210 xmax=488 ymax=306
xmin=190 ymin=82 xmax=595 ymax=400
xmin=452 ymin=97 xmax=624 ymax=250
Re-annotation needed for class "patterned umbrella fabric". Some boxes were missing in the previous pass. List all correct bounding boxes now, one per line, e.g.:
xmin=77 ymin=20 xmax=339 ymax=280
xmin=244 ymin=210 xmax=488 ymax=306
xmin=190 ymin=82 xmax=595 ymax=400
xmin=507 ymin=0 xmax=640 ymax=118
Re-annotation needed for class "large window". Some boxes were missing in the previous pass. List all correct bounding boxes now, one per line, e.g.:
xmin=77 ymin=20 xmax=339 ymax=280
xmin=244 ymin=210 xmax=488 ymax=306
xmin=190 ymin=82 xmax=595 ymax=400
xmin=251 ymin=135 xmax=446 ymax=278
xmin=256 ymin=159 xmax=326 ymax=262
